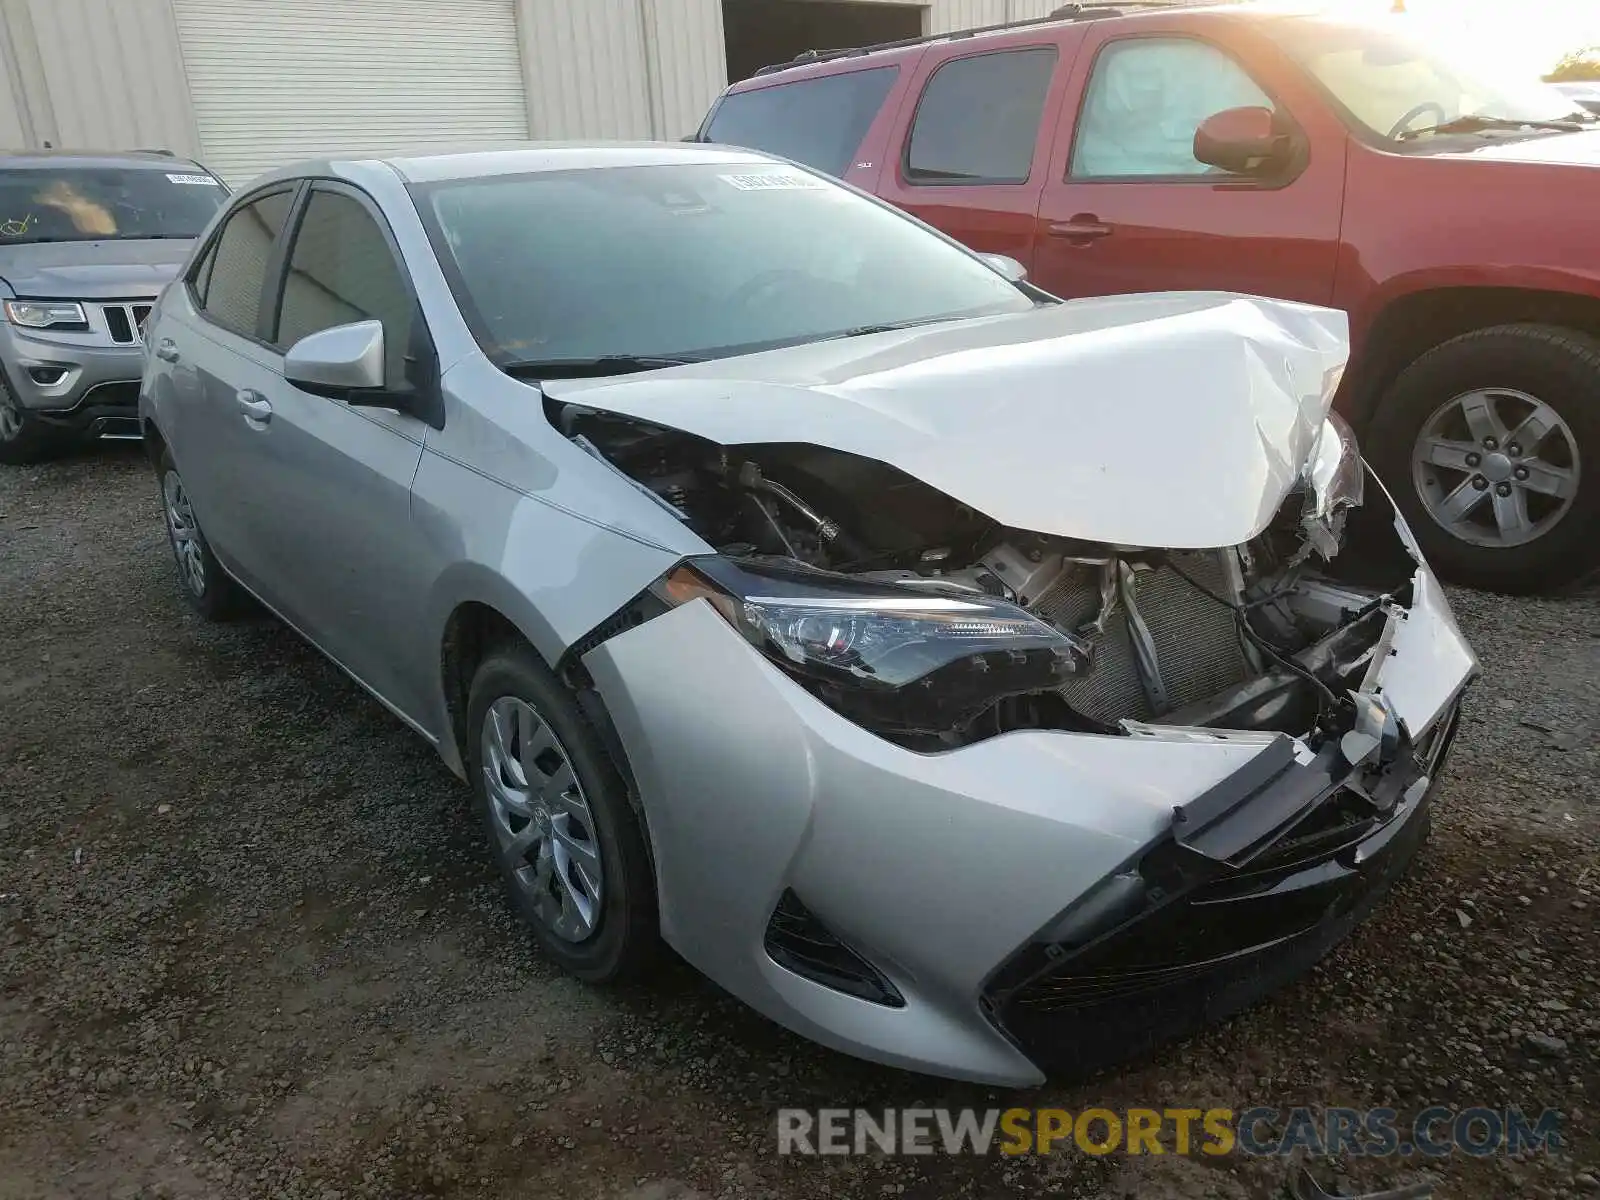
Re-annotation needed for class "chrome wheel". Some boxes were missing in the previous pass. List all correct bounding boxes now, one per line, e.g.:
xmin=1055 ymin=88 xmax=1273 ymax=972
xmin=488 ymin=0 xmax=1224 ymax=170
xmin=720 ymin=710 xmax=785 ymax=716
xmin=162 ymin=469 xmax=207 ymax=596
xmin=1411 ymin=387 xmax=1580 ymax=549
xmin=481 ymin=696 xmax=604 ymax=943
xmin=0 ymin=396 xmax=22 ymax=442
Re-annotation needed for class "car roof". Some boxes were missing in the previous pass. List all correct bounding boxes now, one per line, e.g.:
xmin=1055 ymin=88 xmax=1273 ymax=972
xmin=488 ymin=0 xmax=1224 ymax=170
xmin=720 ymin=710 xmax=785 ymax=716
xmin=724 ymin=0 xmax=1334 ymax=90
xmin=248 ymin=141 xmax=780 ymax=189
xmin=0 ymin=149 xmax=204 ymax=170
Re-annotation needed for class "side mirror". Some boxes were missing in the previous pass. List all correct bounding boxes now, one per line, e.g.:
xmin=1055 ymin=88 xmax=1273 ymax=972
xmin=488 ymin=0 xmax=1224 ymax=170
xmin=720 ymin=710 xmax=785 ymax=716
xmin=1193 ymin=106 xmax=1289 ymax=176
xmin=285 ymin=320 xmax=385 ymax=395
xmin=978 ymin=252 xmax=1028 ymax=283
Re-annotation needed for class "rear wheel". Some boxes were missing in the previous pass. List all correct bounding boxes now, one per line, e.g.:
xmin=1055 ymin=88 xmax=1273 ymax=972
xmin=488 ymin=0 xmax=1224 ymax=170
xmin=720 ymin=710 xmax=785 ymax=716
xmin=0 ymin=379 xmax=65 ymax=465
xmin=1368 ymin=324 xmax=1599 ymax=594
xmin=157 ymin=445 xmax=244 ymax=619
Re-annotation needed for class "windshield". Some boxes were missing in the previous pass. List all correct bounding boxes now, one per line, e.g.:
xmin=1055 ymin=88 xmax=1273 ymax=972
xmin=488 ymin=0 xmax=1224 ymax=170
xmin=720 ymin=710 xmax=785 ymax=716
xmin=0 ymin=166 xmax=225 ymax=244
xmin=1271 ymin=20 xmax=1583 ymax=141
xmin=413 ymin=162 xmax=1034 ymax=366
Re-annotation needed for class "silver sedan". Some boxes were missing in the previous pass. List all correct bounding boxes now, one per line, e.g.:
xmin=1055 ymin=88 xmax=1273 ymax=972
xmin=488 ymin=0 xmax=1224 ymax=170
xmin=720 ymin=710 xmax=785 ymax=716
xmin=140 ymin=145 xmax=1476 ymax=1086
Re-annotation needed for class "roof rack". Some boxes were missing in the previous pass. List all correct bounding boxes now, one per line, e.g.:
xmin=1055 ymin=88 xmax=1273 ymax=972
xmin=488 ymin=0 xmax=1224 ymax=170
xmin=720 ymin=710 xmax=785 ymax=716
xmin=751 ymin=2 xmax=1189 ymax=77
xmin=135 ymin=148 xmax=177 ymax=157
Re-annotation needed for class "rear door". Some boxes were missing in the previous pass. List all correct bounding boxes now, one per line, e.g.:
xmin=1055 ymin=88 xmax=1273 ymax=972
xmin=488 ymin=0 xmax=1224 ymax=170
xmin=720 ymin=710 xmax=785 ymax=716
xmin=872 ymin=33 xmax=1084 ymax=273
xmin=1033 ymin=23 xmax=1345 ymax=304
xmin=162 ymin=184 xmax=299 ymax=595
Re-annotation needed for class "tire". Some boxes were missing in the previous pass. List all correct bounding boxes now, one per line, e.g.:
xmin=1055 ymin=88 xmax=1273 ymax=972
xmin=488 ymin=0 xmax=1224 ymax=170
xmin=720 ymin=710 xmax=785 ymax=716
xmin=1367 ymin=323 xmax=1600 ymax=594
xmin=0 ymin=377 xmax=66 ymax=465
xmin=156 ymin=445 xmax=245 ymax=620
xmin=466 ymin=642 xmax=660 ymax=983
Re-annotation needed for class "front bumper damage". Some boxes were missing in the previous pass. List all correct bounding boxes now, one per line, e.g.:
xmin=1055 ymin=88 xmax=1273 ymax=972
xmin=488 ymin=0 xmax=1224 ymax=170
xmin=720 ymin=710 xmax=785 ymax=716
xmin=583 ymin=537 xmax=1476 ymax=1087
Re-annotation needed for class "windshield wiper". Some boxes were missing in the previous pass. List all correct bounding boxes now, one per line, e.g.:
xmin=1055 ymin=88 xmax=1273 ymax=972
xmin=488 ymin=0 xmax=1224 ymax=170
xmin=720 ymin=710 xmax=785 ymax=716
xmin=499 ymin=354 xmax=702 ymax=380
xmin=827 ymin=315 xmax=967 ymax=340
xmin=1399 ymin=113 xmax=1585 ymax=140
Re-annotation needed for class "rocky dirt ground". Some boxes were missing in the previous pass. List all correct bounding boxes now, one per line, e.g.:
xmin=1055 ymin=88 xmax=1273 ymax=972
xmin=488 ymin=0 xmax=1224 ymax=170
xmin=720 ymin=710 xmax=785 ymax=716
xmin=1 ymin=446 xmax=1596 ymax=1200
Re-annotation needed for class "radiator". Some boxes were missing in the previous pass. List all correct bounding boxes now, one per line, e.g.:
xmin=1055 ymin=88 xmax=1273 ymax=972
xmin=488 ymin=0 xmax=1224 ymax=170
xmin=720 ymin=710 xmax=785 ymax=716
xmin=1032 ymin=551 xmax=1251 ymax=724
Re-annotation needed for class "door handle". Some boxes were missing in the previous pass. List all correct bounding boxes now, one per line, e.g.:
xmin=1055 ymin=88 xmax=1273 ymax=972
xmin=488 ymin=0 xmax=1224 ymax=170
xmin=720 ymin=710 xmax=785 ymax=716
xmin=1047 ymin=215 xmax=1114 ymax=244
xmin=155 ymin=338 xmax=180 ymax=363
xmin=235 ymin=389 xmax=273 ymax=425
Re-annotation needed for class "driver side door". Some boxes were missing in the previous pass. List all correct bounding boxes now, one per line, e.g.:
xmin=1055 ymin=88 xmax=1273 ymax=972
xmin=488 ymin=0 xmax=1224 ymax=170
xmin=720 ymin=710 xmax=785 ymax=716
xmin=1034 ymin=26 xmax=1346 ymax=305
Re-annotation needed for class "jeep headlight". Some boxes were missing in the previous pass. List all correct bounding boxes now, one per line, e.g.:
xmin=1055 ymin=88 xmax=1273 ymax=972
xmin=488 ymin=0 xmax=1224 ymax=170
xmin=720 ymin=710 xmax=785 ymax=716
xmin=5 ymin=300 xmax=89 ymax=331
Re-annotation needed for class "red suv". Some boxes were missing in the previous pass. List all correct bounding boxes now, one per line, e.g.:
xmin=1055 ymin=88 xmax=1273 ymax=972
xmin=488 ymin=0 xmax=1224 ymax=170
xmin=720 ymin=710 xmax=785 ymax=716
xmin=696 ymin=4 xmax=1600 ymax=593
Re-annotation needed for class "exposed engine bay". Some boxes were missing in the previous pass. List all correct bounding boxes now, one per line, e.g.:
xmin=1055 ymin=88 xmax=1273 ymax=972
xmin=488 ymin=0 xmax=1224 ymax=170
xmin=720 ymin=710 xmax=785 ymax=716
xmin=558 ymin=402 xmax=1418 ymax=753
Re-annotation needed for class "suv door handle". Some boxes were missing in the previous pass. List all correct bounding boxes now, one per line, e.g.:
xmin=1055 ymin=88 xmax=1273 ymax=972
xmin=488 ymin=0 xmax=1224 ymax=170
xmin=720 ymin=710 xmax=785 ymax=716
xmin=1047 ymin=215 xmax=1114 ymax=244
xmin=155 ymin=338 xmax=180 ymax=363
xmin=236 ymin=390 xmax=273 ymax=425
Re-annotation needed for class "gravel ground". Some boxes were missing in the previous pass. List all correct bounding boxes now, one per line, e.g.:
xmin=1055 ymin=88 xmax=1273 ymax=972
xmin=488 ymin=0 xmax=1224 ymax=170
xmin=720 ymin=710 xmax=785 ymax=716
xmin=1 ymin=445 xmax=1596 ymax=1200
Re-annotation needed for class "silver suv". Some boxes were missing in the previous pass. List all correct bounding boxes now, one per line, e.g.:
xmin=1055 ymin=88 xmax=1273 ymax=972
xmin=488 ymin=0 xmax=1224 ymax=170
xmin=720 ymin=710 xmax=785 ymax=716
xmin=0 ymin=151 xmax=226 ymax=464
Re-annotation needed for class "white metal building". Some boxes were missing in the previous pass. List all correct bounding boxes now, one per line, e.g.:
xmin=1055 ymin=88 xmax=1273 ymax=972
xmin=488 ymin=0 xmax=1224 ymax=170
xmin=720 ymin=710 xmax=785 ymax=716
xmin=0 ymin=0 xmax=1085 ymax=184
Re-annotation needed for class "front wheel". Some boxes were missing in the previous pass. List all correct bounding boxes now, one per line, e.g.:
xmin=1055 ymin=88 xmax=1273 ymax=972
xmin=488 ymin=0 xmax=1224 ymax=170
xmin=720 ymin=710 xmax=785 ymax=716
xmin=466 ymin=643 xmax=660 ymax=983
xmin=1368 ymin=324 xmax=1599 ymax=594
xmin=0 ymin=379 xmax=65 ymax=465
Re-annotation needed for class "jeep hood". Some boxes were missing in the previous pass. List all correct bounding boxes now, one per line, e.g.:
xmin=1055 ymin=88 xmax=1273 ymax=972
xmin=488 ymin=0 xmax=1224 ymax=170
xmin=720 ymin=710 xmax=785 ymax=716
xmin=0 ymin=238 xmax=191 ymax=299
xmin=543 ymin=292 xmax=1349 ymax=549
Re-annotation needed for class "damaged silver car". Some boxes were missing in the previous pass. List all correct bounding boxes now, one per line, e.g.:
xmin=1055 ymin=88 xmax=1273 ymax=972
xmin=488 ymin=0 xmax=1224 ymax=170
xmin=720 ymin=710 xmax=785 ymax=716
xmin=140 ymin=145 xmax=1477 ymax=1086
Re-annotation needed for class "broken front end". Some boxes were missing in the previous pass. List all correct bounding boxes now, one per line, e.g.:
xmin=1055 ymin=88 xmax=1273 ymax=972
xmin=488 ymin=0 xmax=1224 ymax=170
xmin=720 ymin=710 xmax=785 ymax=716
xmin=569 ymin=401 xmax=1477 ymax=1085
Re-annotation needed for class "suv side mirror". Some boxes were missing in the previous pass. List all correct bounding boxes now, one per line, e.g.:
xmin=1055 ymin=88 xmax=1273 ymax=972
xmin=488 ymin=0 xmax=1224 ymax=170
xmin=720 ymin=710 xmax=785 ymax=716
xmin=1193 ymin=106 xmax=1289 ymax=176
xmin=285 ymin=320 xmax=386 ymax=394
xmin=978 ymin=252 xmax=1028 ymax=283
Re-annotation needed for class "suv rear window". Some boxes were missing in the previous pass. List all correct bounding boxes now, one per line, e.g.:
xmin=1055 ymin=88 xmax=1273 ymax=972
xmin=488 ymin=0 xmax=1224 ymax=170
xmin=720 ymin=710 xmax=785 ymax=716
xmin=906 ymin=48 xmax=1059 ymax=184
xmin=704 ymin=66 xmax=898 ymax=178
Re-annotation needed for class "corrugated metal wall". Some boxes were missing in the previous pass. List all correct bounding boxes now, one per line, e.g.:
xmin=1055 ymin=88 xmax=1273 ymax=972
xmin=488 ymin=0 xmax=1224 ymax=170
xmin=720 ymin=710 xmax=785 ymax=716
xmin=517 ymin=0 xmax=725 ymax=141
xmin=0 ymin=0 xmax=198 ymax=155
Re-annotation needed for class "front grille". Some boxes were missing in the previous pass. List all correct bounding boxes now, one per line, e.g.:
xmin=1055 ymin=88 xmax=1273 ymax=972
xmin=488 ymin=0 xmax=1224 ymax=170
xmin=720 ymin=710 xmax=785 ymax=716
xmin=1032 ymin=551 xmax=1250 ymax=723
xmin=101 ymin=303 xmax=154 ymax=345
xmin=764 ymin=890 xmax=903 ymax=1007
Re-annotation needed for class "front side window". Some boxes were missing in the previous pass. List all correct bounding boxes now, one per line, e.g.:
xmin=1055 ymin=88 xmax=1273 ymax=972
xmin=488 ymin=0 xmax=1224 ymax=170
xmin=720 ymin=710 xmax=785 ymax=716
xmin=0 ymin=166 xmax=225 ymax=244
xmin=1071 ymin=39 xmax=1275 ymax=179
xmin=704 ymin=67 xmax=899 ymax=178
xmin=906 ymin=48 xmax=1059 ymax=184
xmin=1269 ymin=19 xmax=1582 ymax=142
xmin=414 ymin=162 xmax=1034 ymax=367
xmin=200 ymin=190 xmax=293 ymax=338
xmin=276 ymin=189 xmax=414 ymax=387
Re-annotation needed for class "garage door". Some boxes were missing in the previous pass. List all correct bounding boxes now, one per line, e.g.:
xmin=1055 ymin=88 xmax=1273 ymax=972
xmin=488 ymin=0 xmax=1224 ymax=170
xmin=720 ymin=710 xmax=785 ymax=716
xmin=173 ymin=0 xmax=531 ymax=185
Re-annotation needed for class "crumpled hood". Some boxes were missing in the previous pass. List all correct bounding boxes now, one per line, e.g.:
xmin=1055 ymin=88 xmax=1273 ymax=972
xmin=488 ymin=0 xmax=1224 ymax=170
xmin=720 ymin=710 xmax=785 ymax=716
xmin=0 ymin=238 xmax=191 ymax=299
xmin=545 ymin=292 xmax=1349 ymax=549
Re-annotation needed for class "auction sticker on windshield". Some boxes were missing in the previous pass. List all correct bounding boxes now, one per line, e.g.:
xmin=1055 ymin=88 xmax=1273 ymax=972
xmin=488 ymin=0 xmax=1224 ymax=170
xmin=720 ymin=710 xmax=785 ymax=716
xmin=718 ymin=172 xmax=826 ymax=191
xmin=166 ymin=173 xmax=220 ymax=186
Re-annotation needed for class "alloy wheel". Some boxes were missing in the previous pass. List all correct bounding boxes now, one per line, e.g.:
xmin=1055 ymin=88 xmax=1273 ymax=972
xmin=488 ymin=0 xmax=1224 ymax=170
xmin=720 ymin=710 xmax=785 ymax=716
xmin=481 ymin=696 xmax=605 ymax=943
xmin=0 ymin=396 xmax=22 ymax=442
xmin=1411 ymin=387 xmax=1580 ymax=549
xmin=162 ymin=469 xmax=207 ymax=596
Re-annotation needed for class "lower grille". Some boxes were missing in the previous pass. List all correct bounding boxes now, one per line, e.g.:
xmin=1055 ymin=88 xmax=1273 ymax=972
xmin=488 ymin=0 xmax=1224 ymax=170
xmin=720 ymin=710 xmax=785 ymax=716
xmin=1032 ymin=551 xmax=1250 ymax=723
xmin=764 ymin=890 xmax=903 ymax=1008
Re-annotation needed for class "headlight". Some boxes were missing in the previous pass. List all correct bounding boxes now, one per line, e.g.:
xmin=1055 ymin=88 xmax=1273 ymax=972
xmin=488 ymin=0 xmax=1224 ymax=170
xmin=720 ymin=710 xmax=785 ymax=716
xmin=4 ymin=300 xmax=89 ymax=331
xmin=1302 ymin=412 xmax=1364 ymax=558
xmin=655 ymin=557 xmax=1087 ymax=739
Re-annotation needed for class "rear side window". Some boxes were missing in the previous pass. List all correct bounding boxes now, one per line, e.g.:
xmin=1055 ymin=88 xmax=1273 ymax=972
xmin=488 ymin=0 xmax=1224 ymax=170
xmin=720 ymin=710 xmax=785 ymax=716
xmin=705 ymin=66 xmax=898 ymax=177
xmin=199 ymin=189 xmax=293 ymax=338
xmin=906 ymin=47 xmax=1059 ymax=184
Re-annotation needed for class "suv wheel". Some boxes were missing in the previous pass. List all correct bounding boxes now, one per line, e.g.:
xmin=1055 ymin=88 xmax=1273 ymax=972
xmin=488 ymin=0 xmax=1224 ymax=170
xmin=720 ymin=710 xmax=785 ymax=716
xmin=1368 ymin=324 xmax=1599 ymax=594
xmin=0 ymin=379 xmax=63 ymax=465
xmin=157 ymin=446 xmax=244 ymax=619
xmin=466 ymin=642 xmax=660 ymax=983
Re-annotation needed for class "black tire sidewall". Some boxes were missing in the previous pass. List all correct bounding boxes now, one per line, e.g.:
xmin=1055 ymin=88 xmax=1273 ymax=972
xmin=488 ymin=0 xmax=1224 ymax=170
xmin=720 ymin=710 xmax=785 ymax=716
xmin=0 ymin=381 xmax=65 ymax=465
xmin=1368 ymin=325 xmax=1600 ymax=594
xmin=465 ymin=645 xmax=658 ymax=983
xmin=157 ymin=446 xmax=239 ymax=620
